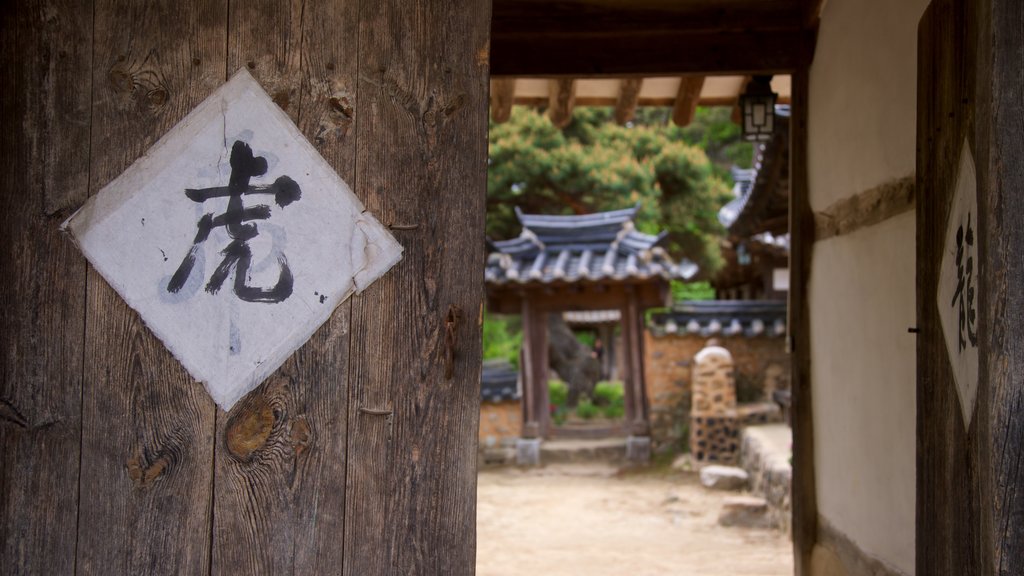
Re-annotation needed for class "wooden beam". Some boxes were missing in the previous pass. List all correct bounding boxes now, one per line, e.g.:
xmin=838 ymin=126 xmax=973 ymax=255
xmin=491 ymin=29 xmax=812 ymax=76
xmin=789 ymin=54 xmax=817 ymax=576
xmin=548 ymin=78 xmax=576 ymax=128
xmin=492 ymin=0 xmax=804 ymax=37
xmin=672 ymin=75 xmax=705 ymax=126
xmin=813 ymin=175 xmax=915 ymax=241
xmin=614 ymin=78 xmax=643 ymax=125
xmin=490 ymin=77 xmax=516 ymax=123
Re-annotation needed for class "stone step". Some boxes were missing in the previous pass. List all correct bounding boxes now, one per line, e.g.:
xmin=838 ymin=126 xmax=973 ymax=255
xmin=539 ymin=437 xmax=627 ymax=464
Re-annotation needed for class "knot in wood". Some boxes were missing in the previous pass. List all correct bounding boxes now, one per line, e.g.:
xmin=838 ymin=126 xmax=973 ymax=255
xmin=226 ymin=396 xmax=275 ymax=461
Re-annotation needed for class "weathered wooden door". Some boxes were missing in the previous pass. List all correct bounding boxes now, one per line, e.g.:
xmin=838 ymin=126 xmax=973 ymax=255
xmin=916 ymin=0 xmax=1023 ymax=573
xmin=1 ymin=1 xmax=489 ymax=574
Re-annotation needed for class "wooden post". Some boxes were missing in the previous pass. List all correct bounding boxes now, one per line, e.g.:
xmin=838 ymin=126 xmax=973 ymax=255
xmin=614 ymin=78 xmax=643 ymax=125
xmin=490 ymin=77 xmax=516 ymax=124
xmin=520 ymin=298 xmax=540 ymax=438
xmin=672 ymin=75 xmax=705 ymax=127
xmin=548 ymin=78 xmax=576 ymax=128
xmin=623 ymin=287 xmax=649 ymax=436
xmin=789 ymin=46 xmax=817 ymax=576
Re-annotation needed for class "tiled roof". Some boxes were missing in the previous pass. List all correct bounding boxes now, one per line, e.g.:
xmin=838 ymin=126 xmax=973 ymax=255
xmin=485 ymin=205 xmax=698 ymax=286
xmin=481 ymin=360 xmax=520 ymax=403
xmin=649 ymin=300 xmax=787 ymax=338
xmin=718 ymin=105 xmax=791 ymax=236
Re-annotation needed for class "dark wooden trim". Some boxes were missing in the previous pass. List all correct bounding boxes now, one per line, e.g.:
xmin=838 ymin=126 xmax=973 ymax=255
xmin=614 ymin=78 xmax=643 ymax=125
xmin=520 ymin=298 xmax=541 ymax=438
xmin=789 ymin=54 xmax=817 ymax=576
xmin=672 ymin=75 xmax=705 ymax=127
xmin=813 ymin=175 xmax=915 ymax=241
xmin=491 ymin=29 xmax=812 ymax=76
xmin=548 ymin=78 xmax=576 ymax=128
xmin=490 ymin=77 xmax=516 ymax=123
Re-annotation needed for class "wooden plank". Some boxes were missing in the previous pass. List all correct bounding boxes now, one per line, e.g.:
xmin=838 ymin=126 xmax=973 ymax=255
xmin=491 ymin=29 xmax=811 ymax=76
xmin=671 ymin=75 xmax=705 ymax=127
xmin=490 ymin=78 xmax=516 ymax=123
xmin=1 ymin=1 xmax=90 ymax=572
xmin=342 ymin=0 xmax=490 ymax=573
xmin=622 ymin=288 xmax=649 ymax=435
xmin=987 ymin=3 xmax=1024 ymax=573
xmin=813 ymin=175 xmax=915 ymax=241
xmin=788 ymin=55 xmax=817 ymax=576
xmin=613 ymin=78 xmax=643 ymax=125
xmin=548 ymin=78 xmax=576 ymax=128
xmin=212 ymin=0 xmax=359 ymax=573
xmin=74 ymin=1 xmax=225 ymax=573
xmin=915 ymin=1 xmax=980 ymax=573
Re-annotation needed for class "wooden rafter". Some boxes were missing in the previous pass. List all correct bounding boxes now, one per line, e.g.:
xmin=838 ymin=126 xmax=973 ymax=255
xmin=490 ymin=78 xmax=516 ymax=123
xmin=548 ymin=78 xmax=576 ymax=128
xmin=614 ymin=78 xmax=643 ymax=125
xmin=671 ymin=76 xmax=705 ymax=127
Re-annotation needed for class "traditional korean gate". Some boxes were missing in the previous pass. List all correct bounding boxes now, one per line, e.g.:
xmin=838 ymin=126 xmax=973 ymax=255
xmin=1 ymin=1 xmax=489 ymax=574
xmin=916 ymin=0 xmax=1023 ymax=573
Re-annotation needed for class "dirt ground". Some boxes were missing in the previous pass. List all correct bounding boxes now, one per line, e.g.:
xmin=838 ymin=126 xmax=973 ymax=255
xmin=476 ymin=463 xmax=793 ymax=576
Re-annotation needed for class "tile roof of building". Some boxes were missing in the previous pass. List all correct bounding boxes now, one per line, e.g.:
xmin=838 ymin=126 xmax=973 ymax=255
xmin=649 ymin=300 xmax=787 ymax=338
xmin=485 ymin=205 xmax=698 ymax=286
xmin=481 ymin=359 xmax=520 ymax=403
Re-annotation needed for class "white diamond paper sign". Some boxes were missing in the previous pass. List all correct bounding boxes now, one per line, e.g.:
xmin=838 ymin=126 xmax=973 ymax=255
xmin=937 ymin=138 xmax=979 ymax=430
xmin=63 ymin=69 xmax=403 ymax=410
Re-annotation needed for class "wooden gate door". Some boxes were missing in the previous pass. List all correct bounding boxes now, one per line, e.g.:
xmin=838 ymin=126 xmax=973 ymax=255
xmin=1 ymin=1 xmax=489 ymax=574
xmin=916 ymin=0 xmax=1023 ymax=573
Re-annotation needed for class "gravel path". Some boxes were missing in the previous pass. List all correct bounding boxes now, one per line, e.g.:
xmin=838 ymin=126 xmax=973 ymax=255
xmin=476 ymin=463 xmax=793 ymax=576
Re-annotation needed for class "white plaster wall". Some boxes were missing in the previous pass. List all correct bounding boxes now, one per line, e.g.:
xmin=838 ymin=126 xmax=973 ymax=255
xmin=808 ymin=0 xmax=931 ymax=574
xmin=810 ymin=213 xmax=917 ymax=574
xmin=809 ymin=0 xmax=930 ymax=212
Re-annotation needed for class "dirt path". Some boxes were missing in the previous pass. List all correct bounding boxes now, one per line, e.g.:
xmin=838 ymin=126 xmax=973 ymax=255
xmin=476 ymin=463 xmax=793 ymax=576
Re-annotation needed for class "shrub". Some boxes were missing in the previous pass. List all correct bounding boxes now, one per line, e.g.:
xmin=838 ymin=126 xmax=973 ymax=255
xmin=576 ymin=397 xmax=600 ymax=420
xmin=548 ymin=379 xmax=569 ymax=408
xmin=592 ymin=381 xmax=625 ymax=419
xmin=482 ymin=310 xmax=522 ymax=367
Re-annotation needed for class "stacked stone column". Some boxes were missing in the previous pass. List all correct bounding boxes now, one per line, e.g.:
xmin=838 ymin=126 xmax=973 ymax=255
xmin=690 ymin=341 xmax=740 ymax=464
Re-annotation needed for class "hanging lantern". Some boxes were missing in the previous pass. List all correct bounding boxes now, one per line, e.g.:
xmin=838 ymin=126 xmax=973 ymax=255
xmin=740 ymin=75 xmax=777 ymax=142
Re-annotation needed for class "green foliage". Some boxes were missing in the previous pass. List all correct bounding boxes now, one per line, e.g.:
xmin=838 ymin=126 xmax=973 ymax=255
xmin=575 ymin=397 xmax=600 ymax=420
xmin=482 ymin=310 xmax=522 ymax=367
xmin=670 ymin=280 xmax=716 ymax=302
xmin=548 ymin=379 xmax=569 ymax=407
xmin=488 ymin=105 xmax=749 ymax=277
xmin=549 ymin=380 xmax=570 ymax=425
xmin=574 ymin=330 xmax=596 ymax=349
xmin=592 ymin=381 xmax=625 ymax=419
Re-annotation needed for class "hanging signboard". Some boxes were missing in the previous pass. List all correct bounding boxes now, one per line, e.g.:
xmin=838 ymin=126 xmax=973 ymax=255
xmin=937 ymin=138 xmax=979 ymax=430
xmin=63 ymin=69 xmax=403 ymax=410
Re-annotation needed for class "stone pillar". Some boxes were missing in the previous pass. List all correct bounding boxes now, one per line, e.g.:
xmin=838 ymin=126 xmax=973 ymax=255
xmin=690 ymin=341 xmax=740 ymax=464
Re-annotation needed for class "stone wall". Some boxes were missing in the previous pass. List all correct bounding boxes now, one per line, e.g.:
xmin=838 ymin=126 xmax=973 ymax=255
xmin=644 ymin=330 xmax=790 ymax=453
xmin=479 ymin=400 xmax=522 ymax=446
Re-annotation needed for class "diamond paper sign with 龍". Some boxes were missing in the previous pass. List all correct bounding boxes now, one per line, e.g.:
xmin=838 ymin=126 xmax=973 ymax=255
xmin=63 ymin=69 xmax=403 ymax=410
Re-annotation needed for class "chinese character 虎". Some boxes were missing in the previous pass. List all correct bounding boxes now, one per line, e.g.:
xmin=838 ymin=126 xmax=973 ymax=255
xmin=167 ymin=140 xmax=301 ymax=303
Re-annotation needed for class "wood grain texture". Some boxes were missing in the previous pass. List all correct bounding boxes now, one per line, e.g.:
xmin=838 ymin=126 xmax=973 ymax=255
xmin=987 ymin=3 xmax=1024 ymax=573
xmin=916 ymin=0 xmax=983 ymax=573
xmin=342 ymin=0 xmax=490 ymax=573
xmin=213 ymin=0 xmax=359 ymax=572
xmin=613 ymin=78 xmax=642 ymax=125
xmin=813 ymin=175 xmax=915 ymax=241
xmin=74 ymin=1 xmax=225 ymax=573
xmin=671 ymin=75 xmax=704 ymax=127
xmin=490 ymin=78 xmax=516 ymax=124
xmin=548 ymin=79 xmax=576 ymax=128
xmin=1 ymin=1 xmax=90 ymax=573
xmin=788 ymin=59 xmax=817 ymax=576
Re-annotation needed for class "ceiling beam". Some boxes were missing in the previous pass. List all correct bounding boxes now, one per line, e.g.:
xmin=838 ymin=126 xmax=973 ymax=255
xmin=490 ymin=29 xmax=811 ymax=76
xmin=548 ymin=79 xmax=576 ymax=128
xmin=614 ymin=78 xmax=644 ymax=125
xmin=490 ymin=78 xmax=517 ymax=124
xmin=671 ymin=76 xmax=705 ymax=127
